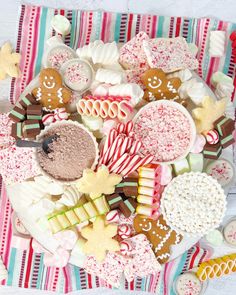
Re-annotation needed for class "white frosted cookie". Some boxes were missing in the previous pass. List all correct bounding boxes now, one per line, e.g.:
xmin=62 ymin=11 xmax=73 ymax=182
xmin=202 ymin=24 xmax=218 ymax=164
xmin=223 ymin=219 xmax=236 ymax=246
xmin=175 ymin=272 xmax=202 ymax=295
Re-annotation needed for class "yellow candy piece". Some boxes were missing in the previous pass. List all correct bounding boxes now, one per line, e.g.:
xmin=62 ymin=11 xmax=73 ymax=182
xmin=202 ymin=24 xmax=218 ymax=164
xmin=76 ymin=165 xmax=122 ymax=200
xmin=0 ymin=42 xmax=21 ymax=80
xmin=81 ymin=216 xmax=120 ymax=261
xmin=192 ymin=96 xmax=226 ymax=134
xmin=196 ymin=253 xmax=236 ymax=281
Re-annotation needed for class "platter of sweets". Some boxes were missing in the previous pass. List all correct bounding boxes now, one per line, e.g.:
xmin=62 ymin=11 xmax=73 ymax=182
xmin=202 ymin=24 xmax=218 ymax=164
xmin=3 ymin=17 xmax=235 ymax=288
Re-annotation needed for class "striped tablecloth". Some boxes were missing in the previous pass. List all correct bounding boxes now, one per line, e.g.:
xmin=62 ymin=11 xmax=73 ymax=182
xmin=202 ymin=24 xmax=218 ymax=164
xmin=0 ymin=3 xmax=236 ymax=294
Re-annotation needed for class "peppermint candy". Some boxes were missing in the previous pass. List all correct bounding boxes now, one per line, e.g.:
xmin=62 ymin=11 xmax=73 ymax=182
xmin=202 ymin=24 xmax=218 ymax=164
xmin=118 ymin=224 xmax=132 ymax=239
xmin=120 ymin=240 xmax=133 ymax=256
xmin=206 ymin=130 xmax=219 ymax=145
xmin=106 ymin=210 xmax=120 ymax=223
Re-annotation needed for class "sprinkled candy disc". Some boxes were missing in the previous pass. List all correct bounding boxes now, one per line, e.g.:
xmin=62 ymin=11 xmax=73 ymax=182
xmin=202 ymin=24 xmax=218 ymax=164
xmin=133 ymin=100 xmax=196 ymax=163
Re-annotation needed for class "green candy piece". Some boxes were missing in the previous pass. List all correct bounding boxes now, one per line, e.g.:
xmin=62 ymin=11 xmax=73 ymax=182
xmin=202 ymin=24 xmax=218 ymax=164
xmin=205 ymin=229 xmax=223 ymax=246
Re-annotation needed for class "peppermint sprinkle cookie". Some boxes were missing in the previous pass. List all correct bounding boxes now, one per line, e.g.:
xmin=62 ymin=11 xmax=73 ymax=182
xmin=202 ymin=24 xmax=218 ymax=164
xmin=161 ymin=172 xmax=227 ymax=236
xmin=133 ymin=101 xmax=196 ymax=163
xmin=175 ymin=272 xmax=203 ymax=295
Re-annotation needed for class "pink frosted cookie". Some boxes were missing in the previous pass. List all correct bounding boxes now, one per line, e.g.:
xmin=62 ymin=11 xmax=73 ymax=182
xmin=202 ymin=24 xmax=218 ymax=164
xmin=0 ymin=145 xmax=40 ymax=185
xmin=175 ymin=272 xmax=203 ymax=295
xmin=119 ymin=31 xmax=150 ymax=69
xmin=133 ymin=101 xmax=196 ymax=163
xmin=205 ymin=159 xmax=234 ymax=187
xmin=0 ymin=113 xmax=15 ymax=150
xmin=223 ymin=218 xmax=236 ymax=247
xmin=143 ymin=37 xmax=198 ymax=72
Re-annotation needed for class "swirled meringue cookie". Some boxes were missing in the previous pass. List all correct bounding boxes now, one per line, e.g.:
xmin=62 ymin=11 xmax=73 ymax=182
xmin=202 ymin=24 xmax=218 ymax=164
xmin=187 ymin=81 xmax=207 ymax=105
xmin=56 ymin=185 xmax=82 ymax=208
xmin=76 ymin=40 xmax=103 ymax=61
xmin=95 ymin=68 xmax=125 ymax=85
xmin=108 ymin=83 xmax=144 ymax=106
xmin=91 ymin=41 xmax=119 ymax=65
xmin=178 ymin=78 xmax=197 ymax=99
xmin=167 ymin=69 xmax=192 ymax=82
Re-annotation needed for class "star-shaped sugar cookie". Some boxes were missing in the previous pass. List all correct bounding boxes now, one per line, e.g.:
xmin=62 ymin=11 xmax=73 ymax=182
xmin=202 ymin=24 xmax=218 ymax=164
xmin=0 ymin=42 xmax=21 ymax=80
xmin=81 ymin=216 xmax=120 ymax=261
xmin=192 ymin=96 xmax=226 ymax=134
xmin=76 ymin=165 xmax=122 ymax=199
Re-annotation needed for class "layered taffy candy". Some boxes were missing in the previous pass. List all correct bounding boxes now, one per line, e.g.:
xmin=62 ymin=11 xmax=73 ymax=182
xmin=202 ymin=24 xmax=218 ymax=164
xmin=48 ymin=195 xmax=109 ymax=233
xmin=136 ymin=164 xmax=162 ymax=217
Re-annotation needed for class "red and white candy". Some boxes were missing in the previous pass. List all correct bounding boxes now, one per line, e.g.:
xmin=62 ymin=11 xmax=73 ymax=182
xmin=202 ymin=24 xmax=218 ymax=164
xmin=206 ymin=130 xmax=219 ymax=145
xmin=118 ymin=224 xmax=132 ymax=239
xmin=120 ymin=240 xmax=133 ymax=256
xmin=106 ymin=210 xmax=120 ymax=223
xmin=54 ymin=108 xmax=69 ymax=121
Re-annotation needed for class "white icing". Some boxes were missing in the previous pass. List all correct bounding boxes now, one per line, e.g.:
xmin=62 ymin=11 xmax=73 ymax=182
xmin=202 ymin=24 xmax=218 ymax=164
xmin=43 ymin=81 xmax=56 ymax=89
xmin=148 ymin=76 xmax=162 ymax=89
xmin=57 ymin=87 xmax=63 ymax=103
xmin=36 ymin=88 xmax=42 ymax=100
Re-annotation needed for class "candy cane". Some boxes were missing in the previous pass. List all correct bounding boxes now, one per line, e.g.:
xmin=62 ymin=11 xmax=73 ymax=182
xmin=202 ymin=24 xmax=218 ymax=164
xmin=100 ymin=129 xmax=118 ymax=159
xmin=121 ymin=155 xmax=154 ymax=177
xmin=124 ymin=121 xmax=134 ymax=135
xmin=117 ymin=122 xmax=126 ymax=134
xmin=108 ymin=153 xmax=130 ymax=172
xmin=129 ymin=141 xmax=142 ymax=154
xmin=100 ymin=136 xmax=124 ymax=165
xmin=110 ymin=136 xmax=133 ymax=163
xmin=116 ymin=154 xmax=140 ymax=175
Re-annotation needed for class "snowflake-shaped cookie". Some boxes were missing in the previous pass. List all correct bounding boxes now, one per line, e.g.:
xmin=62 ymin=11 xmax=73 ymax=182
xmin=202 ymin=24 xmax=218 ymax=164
xmin=0 ymin=42 xmax=21 ymax=80
xmin=192 ymin=96 xmax=226 ymax=134
xmin=76 ymin=165 xmax=122 ymax=199
xmin=81 ymin=216 xmax=120 ymax=261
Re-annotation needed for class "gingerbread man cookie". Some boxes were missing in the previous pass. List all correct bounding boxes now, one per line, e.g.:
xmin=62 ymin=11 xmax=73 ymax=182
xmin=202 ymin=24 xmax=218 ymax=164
xmin=133 ymin=214 xmax=183 ymax=264
xmin=32 ymin=68 xmax=71 ymax=111
xmin=141 ymin=69 xmax=186 ymax=106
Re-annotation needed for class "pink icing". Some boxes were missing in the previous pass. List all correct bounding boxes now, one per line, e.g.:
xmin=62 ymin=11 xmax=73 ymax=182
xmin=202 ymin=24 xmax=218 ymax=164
xmin=48 ymin=49 xmax=74 ymax=70
xmin=133 ymin=103 xmax=192 ymax=162
xmin=65 ymin=63 xmax=89 ymax=84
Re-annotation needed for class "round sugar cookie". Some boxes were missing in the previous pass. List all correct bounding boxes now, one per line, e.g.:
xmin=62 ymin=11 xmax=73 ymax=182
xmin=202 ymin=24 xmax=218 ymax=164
xmin=223 ymin=218 xmax=236 ymax=247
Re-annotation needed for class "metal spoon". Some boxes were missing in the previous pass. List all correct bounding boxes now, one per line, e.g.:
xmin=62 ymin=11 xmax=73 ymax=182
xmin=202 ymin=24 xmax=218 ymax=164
xmin=16 ymin=134 xmax=59 ymax=154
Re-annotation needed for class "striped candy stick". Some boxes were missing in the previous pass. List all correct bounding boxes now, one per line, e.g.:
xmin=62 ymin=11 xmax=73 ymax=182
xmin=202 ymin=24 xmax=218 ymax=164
xmin=116 ymin=122 xmax=126 ymax=134
xmin=116 ymin=154 xmax=140 ymax=174
xmin=109 ymin=136 xmax=134 ymax=163
xmin=99 ymin=135 xmax=124 ymax=165
xmin=124 ymin=121 xmax=134 ymax=135
xmin=100 ymin=128 xmax=118 ymax=158
xmin=129 ymin=140 xmax=142 ymax=154
xmin=121 ymin=155 xmax=154 ymax=177
xmin=108 ymin=153 xmax=130 ymax=172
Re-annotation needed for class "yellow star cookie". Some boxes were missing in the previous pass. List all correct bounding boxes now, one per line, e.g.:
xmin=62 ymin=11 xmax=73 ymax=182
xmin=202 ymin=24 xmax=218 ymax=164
xmin=76 ymin=165 xmax=122 ymax=200
xmin=0 ymin=42 xmax=21 ymax=80
xmin=81 ymin=216 xmax=120 ymax=261
xmin=192 ymin=96 xmax=226 ymax=134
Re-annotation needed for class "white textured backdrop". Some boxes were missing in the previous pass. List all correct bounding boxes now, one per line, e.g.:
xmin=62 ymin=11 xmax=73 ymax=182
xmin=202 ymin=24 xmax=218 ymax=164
xmin=1 ymin=1 xmax=236 ymax=294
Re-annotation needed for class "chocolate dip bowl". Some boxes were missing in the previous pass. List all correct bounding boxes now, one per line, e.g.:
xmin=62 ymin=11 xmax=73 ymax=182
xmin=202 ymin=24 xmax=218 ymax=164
xmin=35 ymin=120 xmax=99 ymax=183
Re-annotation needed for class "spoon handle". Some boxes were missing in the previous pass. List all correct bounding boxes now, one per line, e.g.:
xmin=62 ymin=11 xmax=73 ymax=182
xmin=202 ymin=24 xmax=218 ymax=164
xmin=16 ymin=139 xmax=42 ymax=148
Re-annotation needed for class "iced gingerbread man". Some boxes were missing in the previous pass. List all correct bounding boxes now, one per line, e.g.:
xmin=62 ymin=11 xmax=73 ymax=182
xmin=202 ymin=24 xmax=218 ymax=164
xmin=32 ymin=68 xmax=71 ymax=111
xmin=141 ymin=68 xmax=187 ymax=106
